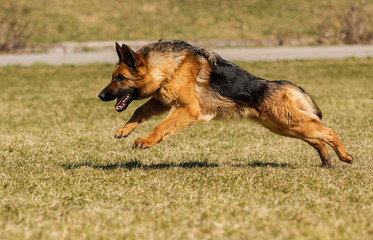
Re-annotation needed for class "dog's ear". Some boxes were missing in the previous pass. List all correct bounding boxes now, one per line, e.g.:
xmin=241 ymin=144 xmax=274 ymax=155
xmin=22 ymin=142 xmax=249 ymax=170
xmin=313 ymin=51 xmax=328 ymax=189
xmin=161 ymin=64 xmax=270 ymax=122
xmin=121 ymin=44 xmax=137 ymax=69
xmin=115 ymin=42 xmax=125 ymax=62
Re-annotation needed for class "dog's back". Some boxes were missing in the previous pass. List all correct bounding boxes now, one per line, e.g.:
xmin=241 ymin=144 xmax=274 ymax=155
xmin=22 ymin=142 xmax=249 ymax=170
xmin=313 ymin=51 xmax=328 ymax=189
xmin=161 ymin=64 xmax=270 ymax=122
xmin=139 ymin=40 xmax=321 ymax=120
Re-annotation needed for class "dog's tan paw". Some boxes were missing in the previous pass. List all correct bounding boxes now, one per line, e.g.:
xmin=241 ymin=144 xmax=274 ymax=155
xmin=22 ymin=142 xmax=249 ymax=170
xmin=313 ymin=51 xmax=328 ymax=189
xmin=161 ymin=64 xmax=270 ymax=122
xmin=114 ymin=126 xmax=134 ymax=139
xmin=341 ymin=154 xmax=353 ymax=164
xmin=132 ymin=138 xmax=153 ymax=149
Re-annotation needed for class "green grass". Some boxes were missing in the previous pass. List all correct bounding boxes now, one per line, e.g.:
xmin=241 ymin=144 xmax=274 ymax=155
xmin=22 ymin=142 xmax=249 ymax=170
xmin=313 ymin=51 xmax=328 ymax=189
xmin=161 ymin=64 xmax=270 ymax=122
xmin=2 ymin=0 xmax=371 ymax=44
xmin=0 ymin=59 xmax=372 ymax=239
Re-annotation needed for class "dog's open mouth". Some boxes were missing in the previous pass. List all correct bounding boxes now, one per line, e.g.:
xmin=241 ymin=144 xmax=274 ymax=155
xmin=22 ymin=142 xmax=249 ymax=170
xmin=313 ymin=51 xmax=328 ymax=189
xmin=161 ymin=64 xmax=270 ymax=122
xmin=115 ymin=93 xmax=135 ymax=112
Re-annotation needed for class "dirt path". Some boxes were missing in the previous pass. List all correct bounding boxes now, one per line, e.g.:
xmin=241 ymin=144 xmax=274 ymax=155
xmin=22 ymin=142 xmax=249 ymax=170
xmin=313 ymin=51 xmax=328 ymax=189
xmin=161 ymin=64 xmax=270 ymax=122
xmin=1 ymin=45 xmax=373 ymax=66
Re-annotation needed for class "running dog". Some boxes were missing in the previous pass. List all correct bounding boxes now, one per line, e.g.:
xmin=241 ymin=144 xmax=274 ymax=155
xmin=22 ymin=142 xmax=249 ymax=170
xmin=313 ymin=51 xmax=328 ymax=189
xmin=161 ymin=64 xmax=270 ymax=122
xmin=98 ymin=40 xmax=353 ymax=166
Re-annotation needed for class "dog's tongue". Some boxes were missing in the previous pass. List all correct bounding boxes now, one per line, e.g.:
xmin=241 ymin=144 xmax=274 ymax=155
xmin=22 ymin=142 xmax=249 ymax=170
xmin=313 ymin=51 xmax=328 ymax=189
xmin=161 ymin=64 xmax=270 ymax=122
xmin=115 ymin=93 xmax=131 ymax=111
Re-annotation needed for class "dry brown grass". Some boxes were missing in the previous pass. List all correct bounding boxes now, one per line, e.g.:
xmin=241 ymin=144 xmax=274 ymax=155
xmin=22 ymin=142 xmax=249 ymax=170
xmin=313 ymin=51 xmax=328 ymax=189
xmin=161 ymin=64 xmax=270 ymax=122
xmin=317 ymin=3 xmax=373 ymax=44
xmin=0 ymin=4 xmax=34 ymax=53
xmin=2 ymin=0 xmax=372 ymax=45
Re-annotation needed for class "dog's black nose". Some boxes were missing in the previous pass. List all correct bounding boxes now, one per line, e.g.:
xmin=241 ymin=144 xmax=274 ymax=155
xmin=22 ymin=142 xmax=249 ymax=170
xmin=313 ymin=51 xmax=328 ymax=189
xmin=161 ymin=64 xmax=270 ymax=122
xmin=98 ymin=90 xmax=116 ymax=101
xmin=98 ymin=91 xmax=107 ymax=100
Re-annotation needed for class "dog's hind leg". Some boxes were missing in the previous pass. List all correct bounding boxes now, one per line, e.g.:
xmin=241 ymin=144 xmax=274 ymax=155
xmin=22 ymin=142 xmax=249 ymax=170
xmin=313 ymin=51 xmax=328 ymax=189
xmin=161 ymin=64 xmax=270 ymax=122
xmin=114 ymin=98 xmax=169 ymax=138
xmin=270 ymin=116 xmax=353 ymax=164
xmin=260 ymin=121 xmax=332 ymax=166
xmin=259 ymin=84 xmax=352 ymax=165
xmin=269 ymin=116 xmax=352 ymax=165
xmin=302 ymin=138 xmax=331 ymax=167
xmin=290 ymin=122 xmax=353 ymax=164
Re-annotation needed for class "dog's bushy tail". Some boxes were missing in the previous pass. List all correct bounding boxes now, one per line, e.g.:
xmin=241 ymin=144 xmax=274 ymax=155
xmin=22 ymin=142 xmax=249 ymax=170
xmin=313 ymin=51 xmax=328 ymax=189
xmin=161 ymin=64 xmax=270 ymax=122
xmin=309 ymin=95 xmax=322 ymax=119
xmin=287 ymin=86 xmax=323 ymax=120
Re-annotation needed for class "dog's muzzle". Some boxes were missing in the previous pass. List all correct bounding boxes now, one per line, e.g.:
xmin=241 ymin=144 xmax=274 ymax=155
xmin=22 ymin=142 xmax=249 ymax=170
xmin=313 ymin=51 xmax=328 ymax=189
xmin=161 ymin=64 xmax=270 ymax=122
xmin=98 ymin=90 xmax=116 ymax=101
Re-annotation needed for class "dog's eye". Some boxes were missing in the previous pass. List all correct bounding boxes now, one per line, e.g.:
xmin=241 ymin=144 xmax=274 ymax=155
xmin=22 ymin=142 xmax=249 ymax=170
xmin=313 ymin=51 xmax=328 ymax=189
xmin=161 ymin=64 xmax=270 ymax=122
xmin=116 ymin=74 xmax=126 ymax=81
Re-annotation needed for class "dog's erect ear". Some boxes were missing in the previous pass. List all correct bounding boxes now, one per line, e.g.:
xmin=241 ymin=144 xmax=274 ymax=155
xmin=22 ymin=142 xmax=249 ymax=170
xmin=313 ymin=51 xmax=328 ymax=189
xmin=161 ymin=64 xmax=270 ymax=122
xmin=115 ymin=42 xmax=125 ymax=62
xmin=121 ymin=44 xmax=137 ymax=69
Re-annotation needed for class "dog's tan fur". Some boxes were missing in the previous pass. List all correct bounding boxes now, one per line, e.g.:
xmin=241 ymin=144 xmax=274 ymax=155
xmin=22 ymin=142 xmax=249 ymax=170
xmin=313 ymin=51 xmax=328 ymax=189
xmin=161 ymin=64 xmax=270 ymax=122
xmin=99 ymin=40 xmax=353 ymax=166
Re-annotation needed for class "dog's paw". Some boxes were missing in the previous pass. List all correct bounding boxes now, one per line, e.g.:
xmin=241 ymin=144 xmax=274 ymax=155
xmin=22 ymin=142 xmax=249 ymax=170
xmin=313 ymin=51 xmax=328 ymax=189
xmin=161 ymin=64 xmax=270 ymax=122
xmin=114 ymin=126 xmax=134 ymax=139
xmin=132 ymin=138 xmax=153 ymax=149
xmin=321 ymin=162 xmax=332 ymax=168
xmin=341 ymin=154 xmax=353 ymax=164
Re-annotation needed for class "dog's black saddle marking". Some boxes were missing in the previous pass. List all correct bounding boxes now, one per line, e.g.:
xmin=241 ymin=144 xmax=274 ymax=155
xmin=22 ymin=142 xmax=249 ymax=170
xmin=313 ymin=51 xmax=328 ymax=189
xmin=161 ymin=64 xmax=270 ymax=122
xmin=209 ymin=58 xmax=268 ymax=107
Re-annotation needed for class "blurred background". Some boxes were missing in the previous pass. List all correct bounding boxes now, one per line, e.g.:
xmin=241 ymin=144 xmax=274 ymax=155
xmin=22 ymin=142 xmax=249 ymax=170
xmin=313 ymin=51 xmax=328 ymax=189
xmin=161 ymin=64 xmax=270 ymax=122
xmin=1 ymin=0 xmax=372 ymax=53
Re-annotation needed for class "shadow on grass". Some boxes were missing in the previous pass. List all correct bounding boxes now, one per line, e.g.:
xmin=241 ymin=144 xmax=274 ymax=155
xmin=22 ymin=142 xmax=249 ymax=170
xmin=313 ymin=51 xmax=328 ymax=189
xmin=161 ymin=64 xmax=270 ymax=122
xmin=62 ymin=160 xmax=293 ymax=170
xmin=245 ymin=161 xmax=292 ymax=168
xmin=63 ymin=160 xmax=219 ymax=170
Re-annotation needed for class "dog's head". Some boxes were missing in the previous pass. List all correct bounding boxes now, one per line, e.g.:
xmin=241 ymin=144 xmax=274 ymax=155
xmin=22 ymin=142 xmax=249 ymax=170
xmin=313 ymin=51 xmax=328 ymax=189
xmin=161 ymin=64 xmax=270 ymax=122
xmin=98 ymin=43 xmax=149 ymax=112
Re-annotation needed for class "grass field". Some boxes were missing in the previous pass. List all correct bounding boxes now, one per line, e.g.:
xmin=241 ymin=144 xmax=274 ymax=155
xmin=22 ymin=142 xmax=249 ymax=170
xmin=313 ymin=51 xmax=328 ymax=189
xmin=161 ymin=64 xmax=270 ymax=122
xmin=2 ymin=0 xmax=372 ymax=44
xmin=0 ymin=58 xmax=372 ymax=239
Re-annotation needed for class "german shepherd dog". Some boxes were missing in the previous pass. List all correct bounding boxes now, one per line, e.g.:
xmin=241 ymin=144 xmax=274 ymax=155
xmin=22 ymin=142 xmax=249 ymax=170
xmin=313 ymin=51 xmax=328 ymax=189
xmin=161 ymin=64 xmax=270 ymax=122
xmin=98 ymin=40 xmax=353 ymax=166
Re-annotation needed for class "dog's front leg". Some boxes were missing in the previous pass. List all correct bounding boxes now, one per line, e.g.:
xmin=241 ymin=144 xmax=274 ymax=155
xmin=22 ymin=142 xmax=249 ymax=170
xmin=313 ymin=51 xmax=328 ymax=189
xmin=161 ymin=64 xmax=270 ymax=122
xmin=133 ymin=106 xmax=198 ymax=149
xmin=114 ymin=98 xmax=168 ymax=138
